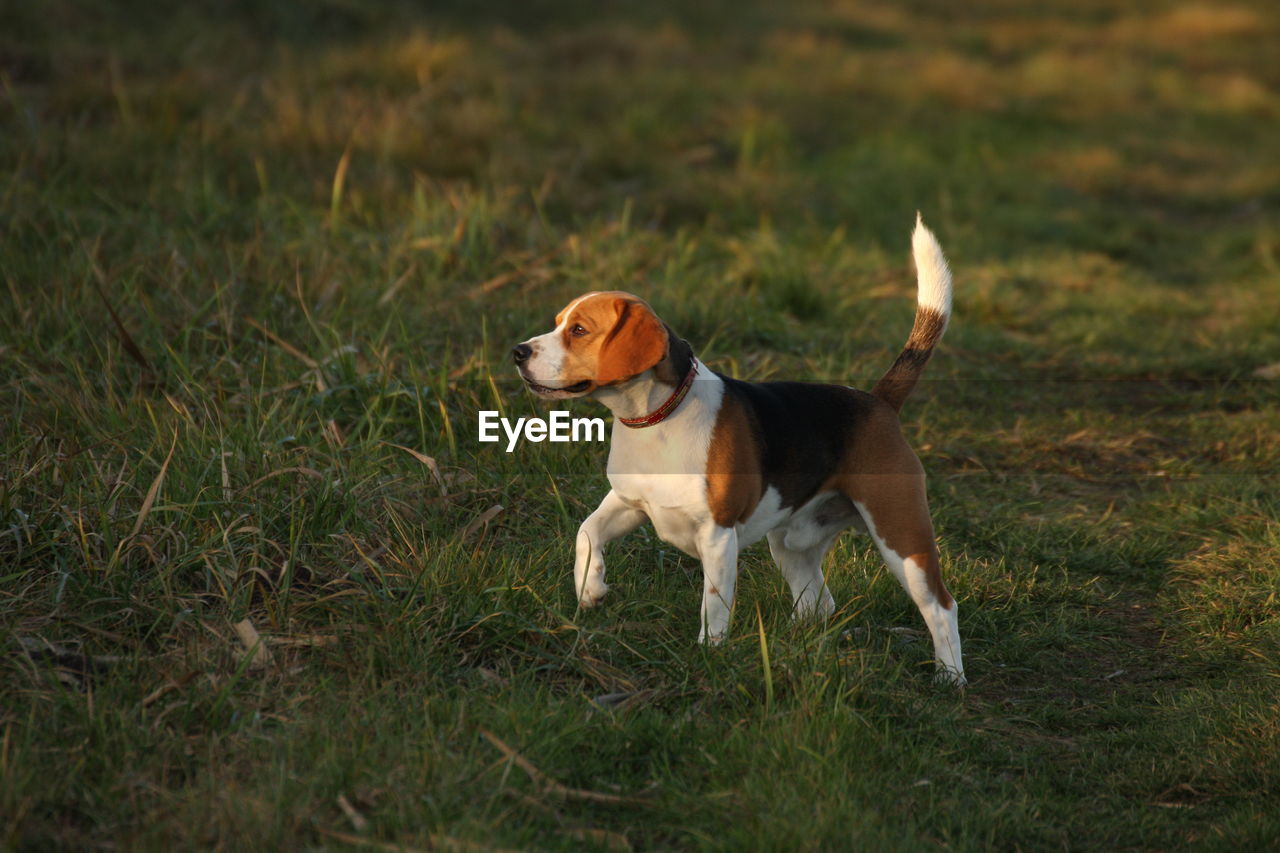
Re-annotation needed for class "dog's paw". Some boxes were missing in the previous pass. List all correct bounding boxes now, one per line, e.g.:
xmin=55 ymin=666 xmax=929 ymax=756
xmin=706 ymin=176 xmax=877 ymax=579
xmin=933 ymin=667 xmax=967 ymax=688
xmin=577 ymin=578 xmax=609 ymax=608
xmin=790 ymin=589 xmax=836 ymax=622
xmin=697 ymin=629 xmax=727 ymax=647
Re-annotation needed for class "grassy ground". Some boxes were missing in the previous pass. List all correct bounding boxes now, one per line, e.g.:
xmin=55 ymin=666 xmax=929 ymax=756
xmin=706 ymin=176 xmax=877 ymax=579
xmin=3 ymin=0 xmax=1279 ymax=849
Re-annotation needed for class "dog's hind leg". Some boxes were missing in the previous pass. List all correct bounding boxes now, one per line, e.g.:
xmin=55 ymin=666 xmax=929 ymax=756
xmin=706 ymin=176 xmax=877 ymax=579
xmin=840 ymin=472 xmax=965 ymax=685
xmin=767 ymin=530 xmax=837 ymax=620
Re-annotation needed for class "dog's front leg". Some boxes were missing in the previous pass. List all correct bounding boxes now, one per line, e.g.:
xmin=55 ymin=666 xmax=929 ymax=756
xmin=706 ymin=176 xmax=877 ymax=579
xmin=574 ymin=489 xmax=647 ymax=608
xmin=696 ymin=524 xmax=739 ymax=645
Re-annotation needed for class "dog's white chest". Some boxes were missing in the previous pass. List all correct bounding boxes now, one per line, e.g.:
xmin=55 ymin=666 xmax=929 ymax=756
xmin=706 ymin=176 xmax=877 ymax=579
xmin=640 ymin=500 xmax=707 ymax=557
xmin=607 ymin=467 xmax=709 ymax=557
xmin=604 ymin=385 xmax=719 ymax=557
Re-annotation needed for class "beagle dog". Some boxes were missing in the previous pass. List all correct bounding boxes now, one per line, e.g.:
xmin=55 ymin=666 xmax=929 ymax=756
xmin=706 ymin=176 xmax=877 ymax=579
xmin=512 ymin=216 xmax=964 ymax=684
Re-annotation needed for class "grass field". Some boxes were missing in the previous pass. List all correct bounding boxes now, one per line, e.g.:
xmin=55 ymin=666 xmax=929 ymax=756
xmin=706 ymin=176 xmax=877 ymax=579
xmin=3 ymin=0 xmax=1279 ymax=849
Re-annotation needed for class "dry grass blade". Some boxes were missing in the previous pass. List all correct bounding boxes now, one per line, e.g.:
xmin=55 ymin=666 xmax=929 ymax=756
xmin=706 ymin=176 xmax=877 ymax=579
xmin=127 ymin=428 xmax=178 ymax=541
xmin=232 ymin=618 xmax=272 ymax=669
xmin=469 ymin=269 xmax=519 ymax=298
xmin=1253 ymin=362 xmax=1280 ymax=379
xmin=141 ymin=670 xmax=200 ymax=708
xmin=431 ymin=248 xmax=560 ymax=312
xmin=244 ymin=466 xmax=324 ymax=491
xmin=447 ymin=356 xmax=478 ymax=380
xmin=562 ymin=828 xmax=633 ymax=852
xmin=378 ymin=263 xmax=417 ymax=307
xmin=590 ymin=690 xmax=656 ymax=712
xmin=329 ymin=141 xmax=353 ymax=227
xmin=449 ymin=211 xmax=469 ymax=247
xmin=458 ymin=505 xmax=504 ymax=543
xmin=243 ymin=316 xmax=319 ymax=369
xmin=336 ymin=792 xmax=369 ymax=832
xmin=83 ymin=237 xmax=154 ymax=377
xmin=266 ymin=634 xmax=341 ymax=648
xmin=220 ymin=451 xmax=232 ymax=502
xmin=384 ymin=442 xmax=448 ymax=495
xmin=578 ymin=655 xmax=637 ymax=691
xmin=162 ymin=391 xmax=192 ymax=420
xmin=479 ymin=728 xmax=650 ymax=806
xmin=325 ymin=419 xmax=346 ymax=449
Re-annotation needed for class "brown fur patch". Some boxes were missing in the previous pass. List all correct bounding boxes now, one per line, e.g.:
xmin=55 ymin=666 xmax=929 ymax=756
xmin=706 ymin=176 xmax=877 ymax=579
xmin=872 ymin=306 xmax=948 ymax=411
xmin=553 ymin=292 xmax=669 ymax=388
xmin=596 ymin=298 xmax=667 ymax=385
xmin=829 ymin=402 xmax=954 ymax=609
xmin=705 ymin=392 xmax=763 ymax=528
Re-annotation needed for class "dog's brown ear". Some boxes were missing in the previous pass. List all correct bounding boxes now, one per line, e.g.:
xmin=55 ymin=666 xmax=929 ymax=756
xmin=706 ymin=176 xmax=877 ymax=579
xmin=596 ymin=297 xmax=668 ymax=385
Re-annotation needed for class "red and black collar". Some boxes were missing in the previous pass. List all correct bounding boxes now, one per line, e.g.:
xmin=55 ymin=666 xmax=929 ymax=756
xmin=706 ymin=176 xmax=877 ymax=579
xmin=617 ymin=363 xmax=698 ymax=428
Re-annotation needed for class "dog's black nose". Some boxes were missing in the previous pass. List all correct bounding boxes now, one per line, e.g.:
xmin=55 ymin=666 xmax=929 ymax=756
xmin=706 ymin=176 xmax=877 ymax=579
xmin=511 ymin=343 xmax=533 ymax=364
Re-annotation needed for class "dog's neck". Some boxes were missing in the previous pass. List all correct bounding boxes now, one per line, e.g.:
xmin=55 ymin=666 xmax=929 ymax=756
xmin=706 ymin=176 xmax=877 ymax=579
xmin=594 ymin=366 xmax=703 ymax=426
xmin=593 ymin=371 xmax=679 ymax=422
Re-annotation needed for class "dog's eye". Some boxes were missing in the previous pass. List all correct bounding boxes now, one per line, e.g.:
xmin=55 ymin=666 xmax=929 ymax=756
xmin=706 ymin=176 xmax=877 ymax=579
xmin=570 ymin=324 xmax=589 ymax=337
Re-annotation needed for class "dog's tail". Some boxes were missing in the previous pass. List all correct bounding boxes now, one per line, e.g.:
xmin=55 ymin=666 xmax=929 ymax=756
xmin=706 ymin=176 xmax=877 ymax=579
xmin=871 ymin=214 xmax=952 ymax=412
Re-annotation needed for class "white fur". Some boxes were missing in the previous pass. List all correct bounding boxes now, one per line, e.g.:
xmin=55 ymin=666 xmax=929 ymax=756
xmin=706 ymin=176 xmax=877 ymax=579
xmin=520 ymin=293 xmax=591 ymax=390
xmin=856 ymin=499 xmax=966 ymax=685
xmin=913 ymin=213 xmax=952 ymax=317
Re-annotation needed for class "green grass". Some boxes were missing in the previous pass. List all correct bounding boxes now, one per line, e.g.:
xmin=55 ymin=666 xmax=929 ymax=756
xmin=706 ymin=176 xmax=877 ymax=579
xmin=3 ymin=0 xmax=1279 ymax=849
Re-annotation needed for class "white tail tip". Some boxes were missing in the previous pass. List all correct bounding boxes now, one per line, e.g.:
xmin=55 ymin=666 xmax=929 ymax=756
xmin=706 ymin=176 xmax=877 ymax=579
xmin=912 ymin=214 xmax=952 ymax=316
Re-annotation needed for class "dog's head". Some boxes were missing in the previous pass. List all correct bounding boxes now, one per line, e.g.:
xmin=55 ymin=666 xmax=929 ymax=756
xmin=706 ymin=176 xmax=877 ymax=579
xmin=512 ymin=291 xmax=692 ymax=399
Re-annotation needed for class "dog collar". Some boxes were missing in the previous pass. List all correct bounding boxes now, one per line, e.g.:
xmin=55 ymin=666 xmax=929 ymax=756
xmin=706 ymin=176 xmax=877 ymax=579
xmin=618 ymin=363 xmax=698 ymax=428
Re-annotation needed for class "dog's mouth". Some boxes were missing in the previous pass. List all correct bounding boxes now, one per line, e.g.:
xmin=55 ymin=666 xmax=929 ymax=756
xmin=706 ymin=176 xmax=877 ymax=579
xmin=522 ymin=377 xmax=593 ymax=398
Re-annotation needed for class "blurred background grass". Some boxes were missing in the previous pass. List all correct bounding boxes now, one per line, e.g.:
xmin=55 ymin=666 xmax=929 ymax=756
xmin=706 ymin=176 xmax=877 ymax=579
xmin=2 ymin=1 xmax=1279 ymax=849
